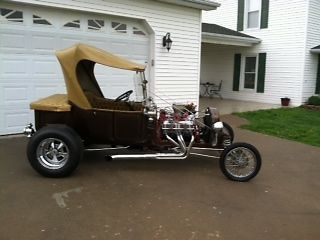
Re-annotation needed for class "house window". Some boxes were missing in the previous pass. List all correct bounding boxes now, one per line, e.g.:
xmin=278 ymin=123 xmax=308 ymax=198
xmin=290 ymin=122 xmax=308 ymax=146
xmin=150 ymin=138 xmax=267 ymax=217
xmin=0 ymin=8 xmax=23 ymax=23
xmin=63 ymin=20 xmax=80 ymax=28
xmin=88 ymin=19 xmax=104 ymax=31
xmin=133 ymin=27 xmax=146 ymax=36
xmin=246 ymin=0 xmax=260 ymax=29
xmin=33 ymin=15 xmax=51 ymax=25
xmin=244 ymin=56 xmax=257 ymax=89
xmin=112 ymin=22 xmax=127 ymax=33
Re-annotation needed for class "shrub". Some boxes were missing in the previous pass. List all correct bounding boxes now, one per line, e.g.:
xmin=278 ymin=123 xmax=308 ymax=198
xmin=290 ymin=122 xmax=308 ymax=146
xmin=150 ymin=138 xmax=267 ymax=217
xmin=307 ymin=96 xmax=320 ymax=106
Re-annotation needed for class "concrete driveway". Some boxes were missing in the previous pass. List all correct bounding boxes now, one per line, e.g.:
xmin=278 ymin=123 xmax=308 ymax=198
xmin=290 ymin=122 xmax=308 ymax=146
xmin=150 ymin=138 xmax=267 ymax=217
xmin=0 ymin=115 xmax=320 ymax=240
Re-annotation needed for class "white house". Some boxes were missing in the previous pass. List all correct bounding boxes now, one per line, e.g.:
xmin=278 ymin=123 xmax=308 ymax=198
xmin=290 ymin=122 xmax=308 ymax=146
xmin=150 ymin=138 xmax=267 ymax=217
xmin=0 ymin=0 xmax=219 ymax=135
xmin=201 ymin=0 xmax=320 ymax=106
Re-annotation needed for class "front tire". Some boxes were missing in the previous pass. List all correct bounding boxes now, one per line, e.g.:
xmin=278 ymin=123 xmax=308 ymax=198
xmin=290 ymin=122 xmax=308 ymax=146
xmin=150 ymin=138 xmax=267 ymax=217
xmin=219 ymin=142 xmax=261 ymax=182
xmin=27 ymin=125 xmax=83 ymax=177
xmin=222 ymin=122 xmax=234 ymax=143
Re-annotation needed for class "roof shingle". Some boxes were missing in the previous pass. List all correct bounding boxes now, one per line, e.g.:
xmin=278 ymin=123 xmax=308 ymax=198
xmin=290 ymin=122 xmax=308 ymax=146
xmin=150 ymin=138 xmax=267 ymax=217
xmin=202 ymin=23 xmax=258 ymax=39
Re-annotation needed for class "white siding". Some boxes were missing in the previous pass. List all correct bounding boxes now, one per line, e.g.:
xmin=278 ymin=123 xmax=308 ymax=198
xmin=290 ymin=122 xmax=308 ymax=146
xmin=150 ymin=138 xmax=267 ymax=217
xmin=8 ymin=0 xmax=202 ymax=107
xmin=202 ymin=0 xmax=238 ymax=30
xmin=302 ymin=0 xmax=320 ymax=102
xmin=202 ymin=0 xmax=309 ymax=106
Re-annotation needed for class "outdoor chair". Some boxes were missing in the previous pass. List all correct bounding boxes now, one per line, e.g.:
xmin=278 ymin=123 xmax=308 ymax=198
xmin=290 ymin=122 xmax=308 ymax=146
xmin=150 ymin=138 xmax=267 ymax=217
xmin=209 ymin=80 xmax=223 ymax=99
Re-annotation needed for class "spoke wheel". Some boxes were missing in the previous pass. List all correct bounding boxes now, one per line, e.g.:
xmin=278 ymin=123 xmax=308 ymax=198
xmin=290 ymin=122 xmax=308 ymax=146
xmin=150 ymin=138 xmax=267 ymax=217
xmin=220 ymin=142 xmax=261 ymax=182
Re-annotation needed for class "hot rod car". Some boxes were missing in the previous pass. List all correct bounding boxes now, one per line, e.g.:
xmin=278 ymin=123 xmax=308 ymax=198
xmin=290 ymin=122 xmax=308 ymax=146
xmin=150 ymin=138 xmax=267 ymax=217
xmin=24 ymin=44 xmax=261 ymax=181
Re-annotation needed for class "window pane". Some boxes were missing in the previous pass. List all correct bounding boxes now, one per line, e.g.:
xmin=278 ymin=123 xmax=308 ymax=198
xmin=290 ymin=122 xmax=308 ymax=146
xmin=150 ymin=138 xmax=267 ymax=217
xmin=248 ymin=0 xmax=260 ymax=11
xmin=244 ymin=73 xmax=255 ymax=89
xmin=0 ymin=8 xmax=12 ymax=16
xmin=133 ymin=27 xmax=146 ymax=36
xmin=88 ymin=19 xmax=104 ymax=30
xmin=33 ymin=15 xmax=51 ymax=25
xmin=245 ymin=57 xmax=256 ymax=72
xmin=244 ymin=56 xmax=257 ymax=89
xmin=112 ymin=22 xmax=127 ymax=33
xmin=248 ymin=11 xmax=259 ymax=28
xmin=0 ymin=8 xmax=23 ymax=23
xmin=8 ymin=11 xmax=23 ymax=19
xmin=64 ymin=20 xmax=80 ymax=28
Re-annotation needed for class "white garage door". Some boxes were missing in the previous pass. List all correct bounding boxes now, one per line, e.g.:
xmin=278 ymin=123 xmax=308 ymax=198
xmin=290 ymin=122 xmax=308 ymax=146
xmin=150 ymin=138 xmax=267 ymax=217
xmin=0 ymin=3 xmax=150 ymax=135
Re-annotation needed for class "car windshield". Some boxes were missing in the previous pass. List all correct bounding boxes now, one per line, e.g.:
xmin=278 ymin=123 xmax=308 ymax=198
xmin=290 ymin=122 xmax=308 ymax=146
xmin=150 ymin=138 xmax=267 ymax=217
xmin=93 ymin=63 xmax=144 ymax=101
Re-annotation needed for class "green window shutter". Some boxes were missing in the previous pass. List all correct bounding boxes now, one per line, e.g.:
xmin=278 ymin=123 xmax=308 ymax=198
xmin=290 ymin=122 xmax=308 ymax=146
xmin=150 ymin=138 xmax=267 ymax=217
xmin=233 ymin=54 xmax=241 ymax=91
xmin=316 ymin=55 xmax=320 ymax=94
xmin=260 ymin=0 xmax=269 ymax=29
xmin=237 ymin=0 xmax=244 ymax=31
xmin=257 ymin=53 xmax=267 ymax=93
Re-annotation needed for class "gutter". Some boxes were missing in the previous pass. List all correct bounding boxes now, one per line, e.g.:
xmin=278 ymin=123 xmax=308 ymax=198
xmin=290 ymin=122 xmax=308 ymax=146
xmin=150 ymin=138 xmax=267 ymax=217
xmin=202 ymin=32 xmax=261 ymax=44
xmin=310 ymin=49 xmax=320 ymax=54
xmin=155 ymin=0 xmax=220 ymax=10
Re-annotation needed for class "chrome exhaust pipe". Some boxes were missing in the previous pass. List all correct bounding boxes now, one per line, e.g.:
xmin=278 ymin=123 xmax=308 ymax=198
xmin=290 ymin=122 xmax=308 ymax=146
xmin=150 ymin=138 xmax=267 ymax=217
xmin=110 ymin=132 xmax=194 ymax=160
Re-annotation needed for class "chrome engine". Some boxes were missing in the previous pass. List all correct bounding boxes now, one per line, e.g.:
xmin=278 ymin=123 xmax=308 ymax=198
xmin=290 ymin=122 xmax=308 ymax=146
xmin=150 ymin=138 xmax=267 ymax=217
xmin=111 ymin=105 xmax=195 ymax=160
xmin=159 ymin=108 xmax=195 ymax=154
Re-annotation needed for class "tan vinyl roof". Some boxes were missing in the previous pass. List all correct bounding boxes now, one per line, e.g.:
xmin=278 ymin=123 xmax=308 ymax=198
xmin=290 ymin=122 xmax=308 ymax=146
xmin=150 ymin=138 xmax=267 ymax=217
xmin=55 ymin=44 xmax=146 ymax=109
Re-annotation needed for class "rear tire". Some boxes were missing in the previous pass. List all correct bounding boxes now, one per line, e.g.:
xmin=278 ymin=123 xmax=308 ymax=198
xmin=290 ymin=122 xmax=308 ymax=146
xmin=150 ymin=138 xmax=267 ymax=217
xmin=27 ymin=125 xmax=83 ymax=177
xmin=219 ymin=142 xmax=261 ymax=182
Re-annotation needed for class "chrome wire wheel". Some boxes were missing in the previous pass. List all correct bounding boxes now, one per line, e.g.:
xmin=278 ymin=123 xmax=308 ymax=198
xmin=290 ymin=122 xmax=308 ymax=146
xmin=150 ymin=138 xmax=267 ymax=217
xmin=224 ymin=147 xmax=256 ymax=178
xmin=220 ymin=143 xmax=261 ymax=182
xmin=36 ymin=138 xmax=69 ymax=170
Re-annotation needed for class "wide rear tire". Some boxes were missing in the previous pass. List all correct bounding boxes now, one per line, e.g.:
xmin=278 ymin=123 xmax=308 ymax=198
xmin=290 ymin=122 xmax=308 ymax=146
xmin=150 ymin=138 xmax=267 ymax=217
xmin=27 ymin=125 xmax=83 ymax=177
xmin=219 ymin=142 xmax=261 ymax=182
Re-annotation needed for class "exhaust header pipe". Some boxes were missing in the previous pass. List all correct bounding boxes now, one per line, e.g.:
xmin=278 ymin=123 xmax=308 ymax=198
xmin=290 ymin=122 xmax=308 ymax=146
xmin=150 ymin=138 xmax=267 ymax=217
xmin=110 ymin=131 xmax=194 ymax=160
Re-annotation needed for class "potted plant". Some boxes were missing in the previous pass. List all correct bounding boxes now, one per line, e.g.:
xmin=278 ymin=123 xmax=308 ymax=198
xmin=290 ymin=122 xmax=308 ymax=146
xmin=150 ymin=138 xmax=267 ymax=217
xmin=281 ymin=97 xmax=290 ymax=106
xmin=184 ymin=102 xmax=197 ymax=114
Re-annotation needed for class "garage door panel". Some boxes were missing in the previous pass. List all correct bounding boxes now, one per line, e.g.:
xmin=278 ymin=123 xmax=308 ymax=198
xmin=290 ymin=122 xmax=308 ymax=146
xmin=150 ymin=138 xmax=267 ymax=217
xmin=59 ymin=36 xmax=84 ymax=49
xmin=34 ymin=85 xmax=65 ymax=99
xmin=4 ymin=111 xmax=30 ymax=134
xmin=86 ymin=39 xmax=112 ymax=50
xmin=3 ymin=86 xmax=29 ymax=103
xmin=31 ymin=33 xmax=57 ymax=53
xmin=0 ymin=31 xmax=27 ymax=53
xmin=0 ymin=57 xmax=29 ymax=78
xmin=110 ymin=42 xmax=130 ymax=55
xmin=32 ymin=58 xmax=60 ymax=78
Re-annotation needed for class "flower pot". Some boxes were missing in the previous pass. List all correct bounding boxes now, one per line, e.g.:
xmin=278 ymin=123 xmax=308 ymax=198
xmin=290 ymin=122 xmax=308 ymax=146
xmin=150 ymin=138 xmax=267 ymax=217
xmin=281 ymin=98 xmax=290 ymax=106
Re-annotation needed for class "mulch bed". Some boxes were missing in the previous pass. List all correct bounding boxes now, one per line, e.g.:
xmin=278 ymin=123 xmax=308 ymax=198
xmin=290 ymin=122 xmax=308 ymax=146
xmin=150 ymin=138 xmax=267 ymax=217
xmin=301 ymin=104 xmax=320 ymax=111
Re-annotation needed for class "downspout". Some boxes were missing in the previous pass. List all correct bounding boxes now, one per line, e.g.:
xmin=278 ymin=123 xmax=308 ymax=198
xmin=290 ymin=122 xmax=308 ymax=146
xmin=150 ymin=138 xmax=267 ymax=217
xmin=196 ymin=10 xmax=203 ymax=112
xmin=300 ymin=0 xmax=311 ymax=105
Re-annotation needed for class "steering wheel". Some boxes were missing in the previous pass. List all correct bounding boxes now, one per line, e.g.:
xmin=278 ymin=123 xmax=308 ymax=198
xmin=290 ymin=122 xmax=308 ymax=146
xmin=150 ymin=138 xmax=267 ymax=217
xmin=115 ymin=90 xmax=133 ymax=102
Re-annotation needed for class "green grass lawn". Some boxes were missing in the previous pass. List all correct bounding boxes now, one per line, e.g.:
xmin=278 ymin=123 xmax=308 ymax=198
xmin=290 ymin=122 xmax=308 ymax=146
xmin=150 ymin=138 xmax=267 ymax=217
xmin=235 ymin=107 xmax=320 ymax=147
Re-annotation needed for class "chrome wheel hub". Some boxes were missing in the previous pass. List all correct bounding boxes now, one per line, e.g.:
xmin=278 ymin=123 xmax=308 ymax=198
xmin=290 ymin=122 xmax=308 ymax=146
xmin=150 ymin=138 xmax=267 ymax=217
xmin=36 ymin=138 xmax=69 ymax=169
xmin=224 ymin=147 xmax=257 ymax=178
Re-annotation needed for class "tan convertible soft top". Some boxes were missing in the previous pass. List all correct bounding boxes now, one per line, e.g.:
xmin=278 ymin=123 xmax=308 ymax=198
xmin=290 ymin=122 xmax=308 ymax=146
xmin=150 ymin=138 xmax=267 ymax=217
xmin=55 ymin=43 xmax=146 ymax=109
